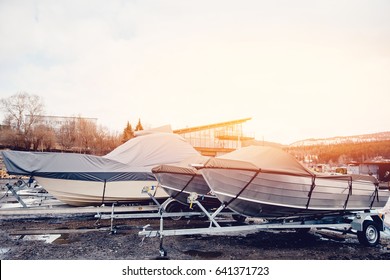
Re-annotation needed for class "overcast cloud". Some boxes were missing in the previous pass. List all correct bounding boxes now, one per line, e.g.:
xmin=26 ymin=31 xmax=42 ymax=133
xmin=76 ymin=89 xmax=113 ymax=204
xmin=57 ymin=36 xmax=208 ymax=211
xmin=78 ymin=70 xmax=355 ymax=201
xmin=0 ymin=0 xmax=389 ymax=144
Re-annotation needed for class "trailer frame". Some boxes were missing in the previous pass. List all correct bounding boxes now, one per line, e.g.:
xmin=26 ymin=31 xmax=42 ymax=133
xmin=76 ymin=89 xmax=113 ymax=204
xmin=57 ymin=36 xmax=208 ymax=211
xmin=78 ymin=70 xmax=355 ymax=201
xmin=138 ymin=193 xmax=386 ymax=257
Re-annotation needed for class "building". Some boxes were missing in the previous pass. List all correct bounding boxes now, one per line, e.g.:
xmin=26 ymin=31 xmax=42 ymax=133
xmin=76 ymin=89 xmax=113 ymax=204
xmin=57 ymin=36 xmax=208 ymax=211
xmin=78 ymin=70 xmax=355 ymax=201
xmin=342 ymin=161 xmax=390 ymax=181
xmin=347 ymin=163 xmax=360 ymax=175
xmin=359 ymin=161 xmax=390 ymax=181
xmin=174 ymin=118 xmax=254 ymax=157
xmin=25 ymin=115 xmax=97 ymax=131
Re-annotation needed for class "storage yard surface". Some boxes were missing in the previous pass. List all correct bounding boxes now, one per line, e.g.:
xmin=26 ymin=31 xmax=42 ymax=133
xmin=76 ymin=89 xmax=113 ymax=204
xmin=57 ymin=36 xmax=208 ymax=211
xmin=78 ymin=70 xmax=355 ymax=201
xmin=1 ymin=177 xmax=390 ymax=260
xmin=1 ymin=209 xmax=390 ymax=260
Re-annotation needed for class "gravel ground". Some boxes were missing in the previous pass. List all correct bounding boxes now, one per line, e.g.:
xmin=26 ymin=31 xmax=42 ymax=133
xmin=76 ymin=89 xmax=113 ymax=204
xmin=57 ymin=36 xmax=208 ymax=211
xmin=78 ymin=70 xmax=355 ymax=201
xmin=1 ymin=214 xmax=389 ymax=260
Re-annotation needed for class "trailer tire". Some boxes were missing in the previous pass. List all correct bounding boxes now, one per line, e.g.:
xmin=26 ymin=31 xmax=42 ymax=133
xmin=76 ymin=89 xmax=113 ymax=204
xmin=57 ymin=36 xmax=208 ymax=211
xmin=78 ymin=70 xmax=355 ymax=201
xmin=295 ymin=228 xmax=311 ymax=234
xmin=357 ymin=220 xmax=380 ymax=247
xmin=165 ymin=201 xmax=184 ymax=221
xmin=232 ymin=214 xmax=246 ymax=223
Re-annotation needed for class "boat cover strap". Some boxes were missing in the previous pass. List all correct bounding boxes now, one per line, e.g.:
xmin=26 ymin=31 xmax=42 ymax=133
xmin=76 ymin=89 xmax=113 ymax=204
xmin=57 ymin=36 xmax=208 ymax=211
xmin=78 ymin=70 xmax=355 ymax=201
xmin=370 ymin=184 xmax=379 ymax=209
xmin=225 ymin=169 xmax=261 ymax=207
xmin=343 ymin=178 xmax=353 ymax=210
xmin=101 ymin=179 xmax=107 ymax=205
xmin=306 ymin=175 xmax=316 ymax=209
xmin=172 ymin=174 xmax=196 ymax=200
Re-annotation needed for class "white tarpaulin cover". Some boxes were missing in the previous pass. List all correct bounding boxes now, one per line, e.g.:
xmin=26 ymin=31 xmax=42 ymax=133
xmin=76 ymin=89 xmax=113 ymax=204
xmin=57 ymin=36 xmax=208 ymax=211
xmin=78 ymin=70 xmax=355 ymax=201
xmin=105 ymin=133 xmax=199 ymax=167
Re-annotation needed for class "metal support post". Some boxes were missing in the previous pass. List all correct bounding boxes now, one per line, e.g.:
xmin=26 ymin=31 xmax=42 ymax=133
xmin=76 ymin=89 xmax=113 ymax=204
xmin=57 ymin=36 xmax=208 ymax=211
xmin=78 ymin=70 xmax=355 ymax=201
xmin=5 ymin=183 xmax=27 ymax=208
xmin=187 ymin=192 xmax=221 ymax=227
xmin=143 ymin=185 xmax=162 ymax=208
xmin=158 ymin=206 xmax=167 ymax=257
xmin=110 ymin=203 xmax=116 ymax=234
xmin=193 ymin=200 xmax=222 ymax=228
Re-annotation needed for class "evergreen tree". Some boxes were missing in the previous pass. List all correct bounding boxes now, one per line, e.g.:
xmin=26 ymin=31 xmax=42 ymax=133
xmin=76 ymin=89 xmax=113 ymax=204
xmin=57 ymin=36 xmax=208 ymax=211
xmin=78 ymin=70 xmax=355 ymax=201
xmin=121 ymin=121 xmax=134 ymax=143
xmin=135 ymin=118 xmax=144 ymax=131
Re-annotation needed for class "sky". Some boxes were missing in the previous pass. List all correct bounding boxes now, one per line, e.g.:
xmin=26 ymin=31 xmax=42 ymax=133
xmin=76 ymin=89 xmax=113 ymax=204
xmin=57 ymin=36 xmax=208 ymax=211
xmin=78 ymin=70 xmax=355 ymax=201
xmin=0 ymin=0 xmax=389 ymax=145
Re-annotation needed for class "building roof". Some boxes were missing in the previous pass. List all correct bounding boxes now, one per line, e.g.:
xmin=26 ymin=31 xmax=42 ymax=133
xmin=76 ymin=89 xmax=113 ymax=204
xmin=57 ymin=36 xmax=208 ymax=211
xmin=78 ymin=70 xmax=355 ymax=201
xmin=27 ymin=115 xmax=98 ymax=121
xmin=173 ymin=117 xmax=252 ymax=134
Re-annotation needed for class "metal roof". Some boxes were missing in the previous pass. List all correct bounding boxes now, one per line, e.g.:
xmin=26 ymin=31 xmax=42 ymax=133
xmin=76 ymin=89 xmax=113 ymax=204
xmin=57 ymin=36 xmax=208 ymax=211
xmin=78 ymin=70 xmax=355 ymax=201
xmin=173 ymin=117 xmax=252 ymax=134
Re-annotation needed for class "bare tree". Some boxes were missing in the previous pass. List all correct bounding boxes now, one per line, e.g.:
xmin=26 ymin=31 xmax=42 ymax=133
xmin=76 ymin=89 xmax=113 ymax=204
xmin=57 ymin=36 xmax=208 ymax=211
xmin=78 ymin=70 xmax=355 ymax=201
xmin=56 ymin=118 xmax=120 ymax=155
xmin=93 ymin=126 xmax=121 ymax=155
xmin=75 ymin=117 xmax=98 ymax=153
xmin=0 ymin=93 xmax=123 ymax=154
xmin=57 ymin=120 xmax=77 ymax=151
xmin=31 ymin=124 xmax=56 ymax=151
xmin=0 ymin=125 xmax=18 ymax=148
xmin=105 ymin=132 xmax=121 ymax=154
xmin=0 ymin=92 xmax=45 ymax=149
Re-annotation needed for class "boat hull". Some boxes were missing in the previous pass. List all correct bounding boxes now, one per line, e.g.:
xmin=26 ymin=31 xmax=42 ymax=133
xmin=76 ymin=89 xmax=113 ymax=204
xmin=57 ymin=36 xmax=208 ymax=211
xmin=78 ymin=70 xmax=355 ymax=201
xmin=35 ymin=177 xmax=168 ymax=206
xmin=201 ymin=169 xmax=390 ymax=218
xmin=153 ymin=172 xmax=221 ymax=208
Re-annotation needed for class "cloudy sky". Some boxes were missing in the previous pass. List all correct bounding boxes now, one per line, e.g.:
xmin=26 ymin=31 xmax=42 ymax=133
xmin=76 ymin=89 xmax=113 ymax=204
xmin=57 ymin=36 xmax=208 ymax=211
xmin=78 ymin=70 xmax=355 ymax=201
xmin=0 ymin=0 xmax=389 ymax=144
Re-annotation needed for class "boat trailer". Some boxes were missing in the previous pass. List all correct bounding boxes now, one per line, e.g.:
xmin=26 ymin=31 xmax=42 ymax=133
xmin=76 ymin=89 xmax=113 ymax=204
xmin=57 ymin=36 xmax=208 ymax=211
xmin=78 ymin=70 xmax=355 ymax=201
xmin=95 ymin=187 xmax=235 ymax=233
xmin=138 ymin=192 xmax=387 ymax=257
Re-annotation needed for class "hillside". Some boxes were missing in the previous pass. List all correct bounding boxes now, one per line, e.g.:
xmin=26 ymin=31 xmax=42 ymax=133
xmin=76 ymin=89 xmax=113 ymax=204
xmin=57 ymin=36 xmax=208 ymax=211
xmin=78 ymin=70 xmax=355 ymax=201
xmin=286 ymin=139 xmax=390 ymax=164
xmin=242 ymin=139 xmax=283 ymax=148
xmin=290 ymin=131 xmax=390 ymax=147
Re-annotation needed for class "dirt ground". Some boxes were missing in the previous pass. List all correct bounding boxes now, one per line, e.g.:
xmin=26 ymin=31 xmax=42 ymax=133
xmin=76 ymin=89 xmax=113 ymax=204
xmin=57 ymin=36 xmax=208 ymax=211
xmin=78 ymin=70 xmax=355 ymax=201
xmin=1 ymin=214 xmax=390 ymax=260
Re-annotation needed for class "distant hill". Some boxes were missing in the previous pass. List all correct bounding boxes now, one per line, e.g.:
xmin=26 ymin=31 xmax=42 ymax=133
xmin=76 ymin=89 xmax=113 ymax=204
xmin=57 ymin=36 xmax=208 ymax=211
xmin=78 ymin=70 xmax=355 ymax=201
xmin=242 ymin=139 xmax=283 ymax=148
xmin=285 ymin=131 xmax=390 ymax=164
xmin=289 ymin=131 xmax=390 ymax=147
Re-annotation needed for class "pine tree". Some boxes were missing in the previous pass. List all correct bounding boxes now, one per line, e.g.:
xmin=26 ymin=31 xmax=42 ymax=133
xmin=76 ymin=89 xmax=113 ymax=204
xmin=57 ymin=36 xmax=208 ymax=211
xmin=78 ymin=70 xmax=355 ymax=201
xmin=121 ymin=121 xmax=134 ymax=143
xmin=135 ymin=118 xmax=144 ymax=131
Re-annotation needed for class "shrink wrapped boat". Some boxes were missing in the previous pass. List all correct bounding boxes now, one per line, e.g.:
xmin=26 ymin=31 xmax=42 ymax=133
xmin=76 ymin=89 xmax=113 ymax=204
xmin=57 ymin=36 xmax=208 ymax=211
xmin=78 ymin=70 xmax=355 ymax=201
xmin=1 ymin=133 xmax=199 ymax=206
xmin=199 ymin=146 xmax=390 ymax=218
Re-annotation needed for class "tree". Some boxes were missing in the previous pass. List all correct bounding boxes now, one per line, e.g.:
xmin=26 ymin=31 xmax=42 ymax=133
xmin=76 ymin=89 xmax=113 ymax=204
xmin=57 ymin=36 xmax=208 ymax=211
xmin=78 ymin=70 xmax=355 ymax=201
xmin=75 ymin=117 xmax=98 ymax=153
xmin=0 ymin=92 xmax=45 ymax=149
xmin=135 ymin=118 xmax=144 ymax=131
xmin=0 ymin=125 xmax=18 ymax=148
xmin=94 ymin=126 xmax=121 ymax=155
xmin=31 ymin=124 xmax=56 ymax=151
xmin=121 ymin=121 xmax=134 ymax=143
xmin=57 ymin=120 xmax=77 ymax=151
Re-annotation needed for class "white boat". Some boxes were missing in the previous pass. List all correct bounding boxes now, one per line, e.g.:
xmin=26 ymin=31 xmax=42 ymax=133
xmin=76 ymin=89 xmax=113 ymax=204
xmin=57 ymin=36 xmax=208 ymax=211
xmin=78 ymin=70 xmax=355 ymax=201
xmin=33 ymin=176 xmax=166 ymax=206
xmin=199 ymin=146 xmax=390 ymax=218
xmin=1 ymin=132 xmax=199 ymax=206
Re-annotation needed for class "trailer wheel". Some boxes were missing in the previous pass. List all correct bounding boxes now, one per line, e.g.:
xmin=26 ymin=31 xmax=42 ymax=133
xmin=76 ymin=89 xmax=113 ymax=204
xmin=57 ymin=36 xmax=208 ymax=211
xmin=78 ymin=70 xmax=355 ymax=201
xmin=232 ymin=214 xmax=246 ymax=223
xmin=357 ymin=220 xmax=380 ymax=247
xmin=295 ymin=228 xmax=311 ymax=234
xmin=165 ymin=201 xmax=184 ymax=221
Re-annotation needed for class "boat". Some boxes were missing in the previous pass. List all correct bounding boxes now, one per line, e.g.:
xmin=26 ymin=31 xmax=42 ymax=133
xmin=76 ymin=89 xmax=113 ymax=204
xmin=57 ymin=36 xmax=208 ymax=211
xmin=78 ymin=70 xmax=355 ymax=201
xmin=152 ymin=155 xmax=222 ymax=209
xmin=1 ymin=132 xmax=199 ymax=206
xmin=199 ymin=146 xmax=390 ymax=218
